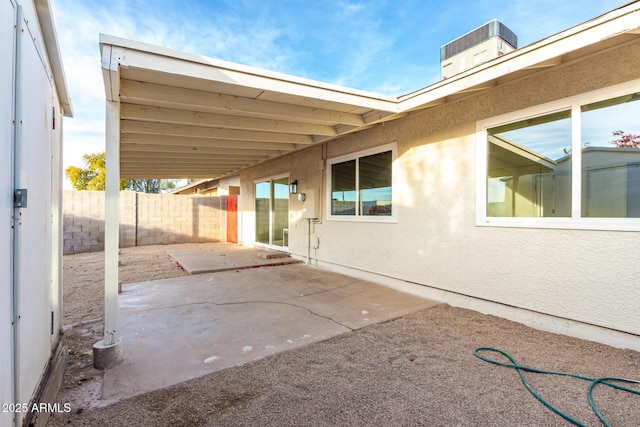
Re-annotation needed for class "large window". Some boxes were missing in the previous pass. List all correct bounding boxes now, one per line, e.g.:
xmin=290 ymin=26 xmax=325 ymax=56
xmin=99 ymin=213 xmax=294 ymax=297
xmin=478 ymin=81 xmax=640 ymax=230
xmin=327 ymin=143 xmax=396 ymax=221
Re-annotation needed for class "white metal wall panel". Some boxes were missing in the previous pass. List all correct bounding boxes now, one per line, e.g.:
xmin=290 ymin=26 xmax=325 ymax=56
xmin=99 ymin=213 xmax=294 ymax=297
xmin=15 ymin=12 xmax=54 ymax=408
xmin=0 ymin=1 xmax=16 ymax=426
xmin=50 ymin=90 xmax=63 ymax=342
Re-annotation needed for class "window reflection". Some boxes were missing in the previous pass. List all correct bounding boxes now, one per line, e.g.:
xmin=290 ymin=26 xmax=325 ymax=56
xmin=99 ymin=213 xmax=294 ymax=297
xmin=487 ymin=111 xmax=572 ymax=217
xmin=359 ymin=151 xmax=392 ymax=216
xmin=330 ymin=150 xmax=393 ymax=217
xmin=272 ymin=178 xmax=289 ymax=246
xmin=255 ymin=178 xmax=289 ymax=247
xmin=255 ymin=181 xmax=270 ymax=244
xmin=581 ymin=93 xmax=640 ymax=218
xmin=331 ymin=160 xmax=356 ymax=215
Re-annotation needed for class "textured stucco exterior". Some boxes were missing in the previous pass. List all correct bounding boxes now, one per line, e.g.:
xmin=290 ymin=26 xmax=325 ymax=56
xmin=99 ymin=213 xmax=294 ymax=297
xmin=238 ymin=39 xmax=640 ymax=349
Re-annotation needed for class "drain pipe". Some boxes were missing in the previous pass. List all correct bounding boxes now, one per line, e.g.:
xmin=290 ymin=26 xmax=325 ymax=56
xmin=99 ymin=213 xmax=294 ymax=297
xmin=306 ymin=218 xmax=311 ymax=265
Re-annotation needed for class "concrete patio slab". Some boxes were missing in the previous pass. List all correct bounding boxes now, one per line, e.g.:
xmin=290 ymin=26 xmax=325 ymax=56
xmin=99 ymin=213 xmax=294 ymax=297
xmin=101 ymin=263 xmax=438 ymax=405
xmin=167 ymin=242 xmax=300 ymax=274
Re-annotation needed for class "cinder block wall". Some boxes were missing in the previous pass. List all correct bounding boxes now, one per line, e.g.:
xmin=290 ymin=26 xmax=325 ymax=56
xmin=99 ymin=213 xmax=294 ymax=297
xmin=135 ymin=192 xmax=221 ymax=246
xmin=63 ymin=190 xmax=222 ymax=254
xmin=63 ymin=190 xmax=105 ymax=254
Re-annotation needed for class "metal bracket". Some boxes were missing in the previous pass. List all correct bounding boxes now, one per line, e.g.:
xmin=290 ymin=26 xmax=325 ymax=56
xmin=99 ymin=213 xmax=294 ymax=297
xmin=14 ymin=189 xmax=27 ymax=208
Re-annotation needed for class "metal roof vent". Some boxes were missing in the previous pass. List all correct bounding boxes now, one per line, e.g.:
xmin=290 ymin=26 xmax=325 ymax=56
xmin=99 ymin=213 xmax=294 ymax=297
xmin=441 ymin=19 xmax=517 ymax=79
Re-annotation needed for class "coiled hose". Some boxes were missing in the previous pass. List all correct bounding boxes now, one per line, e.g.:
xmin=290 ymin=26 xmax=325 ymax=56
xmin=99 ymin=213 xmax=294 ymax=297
xmin=474 ymin=347 xmax=640 ymax=427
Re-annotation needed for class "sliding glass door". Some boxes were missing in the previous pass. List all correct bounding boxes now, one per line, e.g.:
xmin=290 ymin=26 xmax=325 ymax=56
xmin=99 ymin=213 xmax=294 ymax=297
xmin=255 ymin=176 xmax=289 ymax=248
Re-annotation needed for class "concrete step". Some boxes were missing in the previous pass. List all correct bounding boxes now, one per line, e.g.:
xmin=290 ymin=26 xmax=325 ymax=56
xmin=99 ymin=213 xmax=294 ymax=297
xmin=256 ymin=251 xmax=290 ymax=260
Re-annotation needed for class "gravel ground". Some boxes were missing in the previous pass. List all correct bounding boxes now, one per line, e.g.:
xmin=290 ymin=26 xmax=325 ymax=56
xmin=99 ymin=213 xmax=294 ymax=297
xmin=49 ymin=244 xmax=198 ymax=419
xmin=49 ymin=244 xmax=640 ymax=426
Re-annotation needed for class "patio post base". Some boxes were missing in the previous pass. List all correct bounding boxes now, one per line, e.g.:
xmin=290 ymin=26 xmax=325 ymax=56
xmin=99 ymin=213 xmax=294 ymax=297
xmin=93 ymin=338 xmax=123 ymax=370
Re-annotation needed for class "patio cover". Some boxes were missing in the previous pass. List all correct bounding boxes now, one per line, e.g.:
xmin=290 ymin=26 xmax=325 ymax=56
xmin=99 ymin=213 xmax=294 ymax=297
xmin=99 ymin=34 xmax=403 ymax=180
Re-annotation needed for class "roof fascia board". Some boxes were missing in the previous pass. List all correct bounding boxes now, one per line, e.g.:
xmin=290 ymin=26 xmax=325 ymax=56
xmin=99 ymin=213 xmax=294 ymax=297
xmin=34 ymin=0 xmax=73 ymax=117
xmin=98 ymin=34 xmax=398 ymax=113
xmin=100 ymin=43 xmax=121 ymax=102
xmin=169 ymin=179 xmax=214 ymax=194
xmin=398 ymin=3 xmax=640 ymax=112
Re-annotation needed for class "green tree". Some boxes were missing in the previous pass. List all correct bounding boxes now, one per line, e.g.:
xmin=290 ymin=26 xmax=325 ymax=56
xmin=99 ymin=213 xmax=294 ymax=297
xmin=66 ymin=152 xmax=176 ymax=193
xmin=122 ymin=179 xmax=177 ymax=193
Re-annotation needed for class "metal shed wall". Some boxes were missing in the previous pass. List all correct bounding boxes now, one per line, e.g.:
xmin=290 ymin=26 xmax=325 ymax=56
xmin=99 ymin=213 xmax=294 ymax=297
xmin=0 ymin=1 xmax=17 ymax=423
xmin=15 ymin=6 xmax=55 ymax=409
xmin=1 ymin=1 xmax=69 ymax=426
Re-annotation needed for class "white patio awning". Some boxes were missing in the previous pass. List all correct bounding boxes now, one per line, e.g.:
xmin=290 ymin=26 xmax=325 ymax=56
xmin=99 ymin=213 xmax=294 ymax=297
xmin=99 ymin=34 xmax=402 ymax=179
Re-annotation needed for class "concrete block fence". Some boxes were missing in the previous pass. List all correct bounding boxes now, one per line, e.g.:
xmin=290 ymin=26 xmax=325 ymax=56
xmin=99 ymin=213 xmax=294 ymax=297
xmin=63 ymin=190 xmax=224 ymax=255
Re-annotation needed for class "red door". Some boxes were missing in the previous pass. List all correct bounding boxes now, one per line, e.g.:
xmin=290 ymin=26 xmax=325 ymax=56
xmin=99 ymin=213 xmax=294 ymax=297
xmin=226 ymin=195 xmax=238 ymax=243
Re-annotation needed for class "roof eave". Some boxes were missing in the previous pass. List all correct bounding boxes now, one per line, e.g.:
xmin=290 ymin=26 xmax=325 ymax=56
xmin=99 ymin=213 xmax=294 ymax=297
xmin=398 ymin=2 xmax=640 ymax=113
xmin=34 ymin=0 xmax=73 ymax=117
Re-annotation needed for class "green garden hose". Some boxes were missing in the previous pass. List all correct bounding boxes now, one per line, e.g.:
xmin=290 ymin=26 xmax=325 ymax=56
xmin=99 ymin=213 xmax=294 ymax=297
xmin=474 ymin=347 xmax=640 ymax=427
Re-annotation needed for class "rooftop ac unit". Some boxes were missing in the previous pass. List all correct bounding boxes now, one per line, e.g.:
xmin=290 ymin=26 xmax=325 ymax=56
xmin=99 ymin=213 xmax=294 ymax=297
xmin=440 ymin=19 xmax=517 ymax=79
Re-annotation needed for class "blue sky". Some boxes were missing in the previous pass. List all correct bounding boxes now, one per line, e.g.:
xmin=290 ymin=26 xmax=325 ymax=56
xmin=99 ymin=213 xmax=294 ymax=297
xmin=50 ymin=0 xmax=628 ymax=186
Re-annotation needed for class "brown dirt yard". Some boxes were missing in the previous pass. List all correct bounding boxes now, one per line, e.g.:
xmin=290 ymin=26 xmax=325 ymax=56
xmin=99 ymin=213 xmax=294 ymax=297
xmin=49 ymin=243 xmax=639 ymax=426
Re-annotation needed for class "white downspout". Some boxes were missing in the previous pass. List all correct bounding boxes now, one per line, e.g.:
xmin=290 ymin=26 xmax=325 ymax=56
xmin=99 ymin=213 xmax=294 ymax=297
xmin=306 ymin=218 xmax=311 ymax=265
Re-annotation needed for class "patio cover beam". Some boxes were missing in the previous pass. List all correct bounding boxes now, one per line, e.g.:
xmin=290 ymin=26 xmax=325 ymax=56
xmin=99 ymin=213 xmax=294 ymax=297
xmin=120 ymin=80 xmax=366 ymax=126
xmin=120 ymin=104 xmax=339 ymax=136
xmin=121 ymin=122 xmax=314 ymax=145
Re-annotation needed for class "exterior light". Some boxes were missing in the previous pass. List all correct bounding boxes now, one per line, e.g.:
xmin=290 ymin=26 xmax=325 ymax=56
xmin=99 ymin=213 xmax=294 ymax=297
xmin=289 ymin=180 xmax=298 ymax=194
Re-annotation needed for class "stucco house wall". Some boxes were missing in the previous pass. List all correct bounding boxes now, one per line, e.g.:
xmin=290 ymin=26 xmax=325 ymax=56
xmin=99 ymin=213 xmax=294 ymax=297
xmin=239 ymin=38 xmax=640 ymax=349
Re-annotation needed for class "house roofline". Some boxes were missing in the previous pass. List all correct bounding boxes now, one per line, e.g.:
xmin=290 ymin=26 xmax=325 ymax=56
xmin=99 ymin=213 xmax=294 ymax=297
xmin=397 ymin=1 xmax=640 ymax=112
xmin=169 ymin=179 xmax=215 ymax=195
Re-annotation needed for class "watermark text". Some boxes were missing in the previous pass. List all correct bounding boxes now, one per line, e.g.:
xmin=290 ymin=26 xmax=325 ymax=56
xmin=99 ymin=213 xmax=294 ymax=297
xmin=2 ymin=402 xmax=72 ymax=414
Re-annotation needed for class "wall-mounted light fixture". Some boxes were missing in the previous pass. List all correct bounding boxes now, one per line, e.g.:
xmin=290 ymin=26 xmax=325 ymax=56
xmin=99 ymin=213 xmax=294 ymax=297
xmin=289 ymin=180 xmax=298 ymax=194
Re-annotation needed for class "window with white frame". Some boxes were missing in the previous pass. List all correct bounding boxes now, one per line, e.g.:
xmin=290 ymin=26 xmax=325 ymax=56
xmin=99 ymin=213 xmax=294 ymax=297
xmin=327 ymin=143 xmax=396 ymax=221
xmin=477 ymin=81 xmax=640 ymax=230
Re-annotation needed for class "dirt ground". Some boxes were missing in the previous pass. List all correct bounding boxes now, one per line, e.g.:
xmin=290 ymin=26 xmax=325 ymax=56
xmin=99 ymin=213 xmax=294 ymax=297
xmin=49 ymin=243 xmax=640 ymax=426
xmin=50 ymin=243 xmax=211 ymax=419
